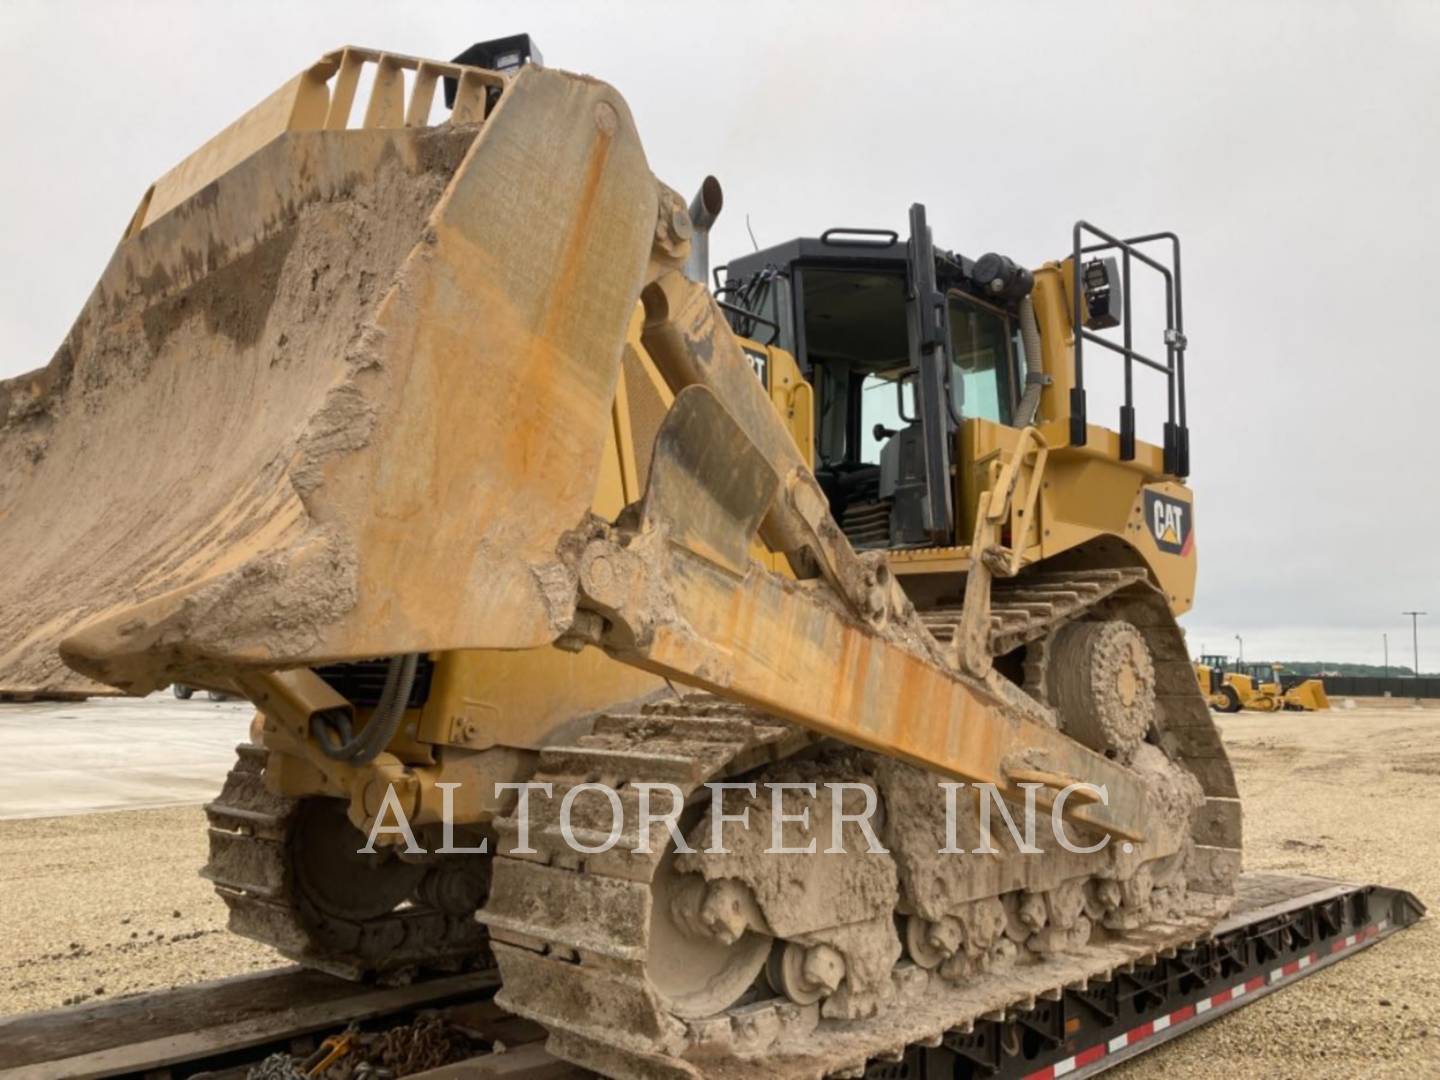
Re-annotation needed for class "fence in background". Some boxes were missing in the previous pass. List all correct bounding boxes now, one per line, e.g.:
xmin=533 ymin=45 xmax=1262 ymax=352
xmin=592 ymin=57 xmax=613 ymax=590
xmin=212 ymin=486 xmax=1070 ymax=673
xmin=1280 ymin=674 xmax=1440 ymax=699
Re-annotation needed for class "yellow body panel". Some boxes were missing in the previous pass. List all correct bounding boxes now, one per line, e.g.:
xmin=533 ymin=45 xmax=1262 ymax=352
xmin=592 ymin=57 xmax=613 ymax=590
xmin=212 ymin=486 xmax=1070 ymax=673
xmin=418 ymin=646 xmax=661 ymax=752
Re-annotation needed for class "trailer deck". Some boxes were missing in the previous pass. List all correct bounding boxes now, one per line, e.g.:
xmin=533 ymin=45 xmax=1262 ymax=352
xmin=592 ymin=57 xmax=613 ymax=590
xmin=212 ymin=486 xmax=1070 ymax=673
xmin=939 ymin=873 xmax=1425 ymax=1079
xmin=0 ymin=873 xmax=1422 ymax=1080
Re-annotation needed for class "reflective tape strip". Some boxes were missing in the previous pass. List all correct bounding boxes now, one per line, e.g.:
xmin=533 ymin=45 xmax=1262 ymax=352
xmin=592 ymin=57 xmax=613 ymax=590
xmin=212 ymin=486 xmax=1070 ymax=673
xmin=1020 ymin=920 xmax=1385 ymax=1080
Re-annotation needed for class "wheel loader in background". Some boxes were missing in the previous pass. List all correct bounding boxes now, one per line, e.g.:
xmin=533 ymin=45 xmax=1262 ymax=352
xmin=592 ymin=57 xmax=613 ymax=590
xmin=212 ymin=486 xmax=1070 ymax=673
xmin=1195 ymin=655 xmax=1330 ymax=712
xmin=0 ymin=37 xmax=1242 ymax=1078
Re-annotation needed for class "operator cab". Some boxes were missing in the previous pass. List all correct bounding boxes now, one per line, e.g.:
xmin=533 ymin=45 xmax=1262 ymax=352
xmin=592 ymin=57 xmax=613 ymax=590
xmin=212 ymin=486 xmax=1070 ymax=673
xmin=718 ymin=208 xmax=1032 ymax=550
xmin=1197 ymin=654 xmax=1231 ymax=696
xmin=1242 ymin=662 xmax=1278 ymax=684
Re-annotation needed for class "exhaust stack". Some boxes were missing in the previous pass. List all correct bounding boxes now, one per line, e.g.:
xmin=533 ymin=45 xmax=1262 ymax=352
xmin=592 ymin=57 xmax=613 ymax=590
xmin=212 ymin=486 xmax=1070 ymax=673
xmin=684 ymin=175 xmax=723 ymax=285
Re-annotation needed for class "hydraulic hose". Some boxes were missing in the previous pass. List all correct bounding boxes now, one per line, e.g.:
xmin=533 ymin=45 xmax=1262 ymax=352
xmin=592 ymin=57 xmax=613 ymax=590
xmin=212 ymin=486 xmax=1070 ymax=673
xmin=311 ymin=653 xmax=419 ymax=765
xmin=1014 ymin=295 xmax=1046 ymax=427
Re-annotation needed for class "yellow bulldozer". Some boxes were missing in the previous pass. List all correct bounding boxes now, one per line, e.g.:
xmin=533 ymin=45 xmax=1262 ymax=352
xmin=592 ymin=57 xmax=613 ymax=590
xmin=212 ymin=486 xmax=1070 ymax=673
xmin=0 ymin=37 xmax=1241 ymax=1078
xmin=1195 ymin=655 xmax=1330 ymax=713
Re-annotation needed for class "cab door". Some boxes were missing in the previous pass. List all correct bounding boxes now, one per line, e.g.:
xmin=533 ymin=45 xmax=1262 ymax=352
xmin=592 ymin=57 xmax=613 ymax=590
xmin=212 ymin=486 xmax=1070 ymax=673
xmin=903 ymin=203 xmax=957 ymax=545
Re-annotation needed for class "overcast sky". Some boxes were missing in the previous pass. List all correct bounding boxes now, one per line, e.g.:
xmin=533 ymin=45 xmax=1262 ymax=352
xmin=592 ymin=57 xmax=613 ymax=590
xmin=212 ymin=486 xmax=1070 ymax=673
xmin=2 ymin=1 xmax=1436 ymax=669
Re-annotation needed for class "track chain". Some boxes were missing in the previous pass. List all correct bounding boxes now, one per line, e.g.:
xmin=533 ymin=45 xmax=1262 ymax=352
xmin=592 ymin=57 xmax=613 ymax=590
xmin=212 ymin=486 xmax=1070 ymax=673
xmin=203 ymin=744 xmax=490 ymax=982
xmin=919 ymin=566 xmax=1151 ymax=663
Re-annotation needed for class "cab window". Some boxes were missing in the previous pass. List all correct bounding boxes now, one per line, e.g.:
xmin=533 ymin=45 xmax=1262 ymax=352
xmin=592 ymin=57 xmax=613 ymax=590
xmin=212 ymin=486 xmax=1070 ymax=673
xmin=859 ymin=371 xmax=911 ymax=465
xmin=948 ymin=294 xmax=1016 ymax=424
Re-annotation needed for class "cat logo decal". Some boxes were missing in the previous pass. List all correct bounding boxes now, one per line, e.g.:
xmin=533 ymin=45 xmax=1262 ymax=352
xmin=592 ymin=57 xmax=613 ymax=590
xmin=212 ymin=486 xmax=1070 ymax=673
xmin=1143 ymin=490 xmax=1193 ymax=556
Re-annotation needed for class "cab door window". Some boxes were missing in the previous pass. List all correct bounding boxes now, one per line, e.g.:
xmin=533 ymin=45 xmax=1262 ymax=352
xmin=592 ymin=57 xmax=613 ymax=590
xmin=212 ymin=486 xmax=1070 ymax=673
xmin=947 ymin=294 xmax=1016 ymax=424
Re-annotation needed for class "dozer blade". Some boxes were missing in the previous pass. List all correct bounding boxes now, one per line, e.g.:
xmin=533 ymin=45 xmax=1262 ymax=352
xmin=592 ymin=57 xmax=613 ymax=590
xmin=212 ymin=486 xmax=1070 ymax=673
xmin=1286 ymin=679 xmax=1331 ymax=711
xmin=0 ymin=53 xmax=659 ymax=696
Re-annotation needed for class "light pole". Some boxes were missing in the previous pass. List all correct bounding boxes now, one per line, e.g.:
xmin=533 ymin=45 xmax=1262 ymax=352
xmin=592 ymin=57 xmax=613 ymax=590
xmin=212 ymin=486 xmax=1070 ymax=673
xmin=1384 ymin=632 xmax=1389 ymax=680
xmin=1402 ymin=611 xmax=1426 ymax=678
xmin=1235 ymin=634 xmax=1244 ymax=666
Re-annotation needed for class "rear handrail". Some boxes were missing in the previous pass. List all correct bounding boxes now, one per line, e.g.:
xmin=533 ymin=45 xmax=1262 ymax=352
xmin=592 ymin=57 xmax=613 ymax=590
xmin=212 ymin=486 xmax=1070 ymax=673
xmin=1068 ymin=222 xmax=1189 ymax=477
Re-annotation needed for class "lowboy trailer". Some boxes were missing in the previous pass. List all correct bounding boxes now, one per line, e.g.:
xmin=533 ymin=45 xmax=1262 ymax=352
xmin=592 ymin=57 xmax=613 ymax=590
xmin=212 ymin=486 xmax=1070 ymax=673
xmin=0 ymin=872 xmax=1421 ymax=1080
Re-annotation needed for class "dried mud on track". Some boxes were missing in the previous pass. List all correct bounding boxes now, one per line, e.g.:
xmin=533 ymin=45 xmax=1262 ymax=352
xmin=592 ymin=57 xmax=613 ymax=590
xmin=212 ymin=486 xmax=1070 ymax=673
xmin=0 ymin=706 xmax=1436 ymax=1078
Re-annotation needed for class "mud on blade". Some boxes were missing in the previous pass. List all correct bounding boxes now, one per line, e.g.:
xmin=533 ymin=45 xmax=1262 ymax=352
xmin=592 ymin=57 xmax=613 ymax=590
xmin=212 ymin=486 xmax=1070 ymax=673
xmin=0 ymin=53 xmax=659 ymax=696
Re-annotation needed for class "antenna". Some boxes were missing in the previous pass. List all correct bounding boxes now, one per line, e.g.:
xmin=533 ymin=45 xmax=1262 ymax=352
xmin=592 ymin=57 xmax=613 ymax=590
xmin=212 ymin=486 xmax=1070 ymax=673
xmin=745 ymin=214 xmax=759 ymax=252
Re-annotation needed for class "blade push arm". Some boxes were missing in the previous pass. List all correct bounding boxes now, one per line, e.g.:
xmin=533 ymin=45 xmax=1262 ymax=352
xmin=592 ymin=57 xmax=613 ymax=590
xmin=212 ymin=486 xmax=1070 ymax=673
xmin=561 ymin=384 xmax=1153 ymax=843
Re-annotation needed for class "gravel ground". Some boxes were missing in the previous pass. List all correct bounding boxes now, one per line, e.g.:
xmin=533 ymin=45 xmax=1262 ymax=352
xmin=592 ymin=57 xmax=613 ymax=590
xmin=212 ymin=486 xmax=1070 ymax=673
xmin=0 ymin=704 xmax=1434 ymax=1076
xmin=0 ymin=804 xmax=277 ymax=1014
xmin=1111 ymin=702 xmax=1439 ymax=1078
